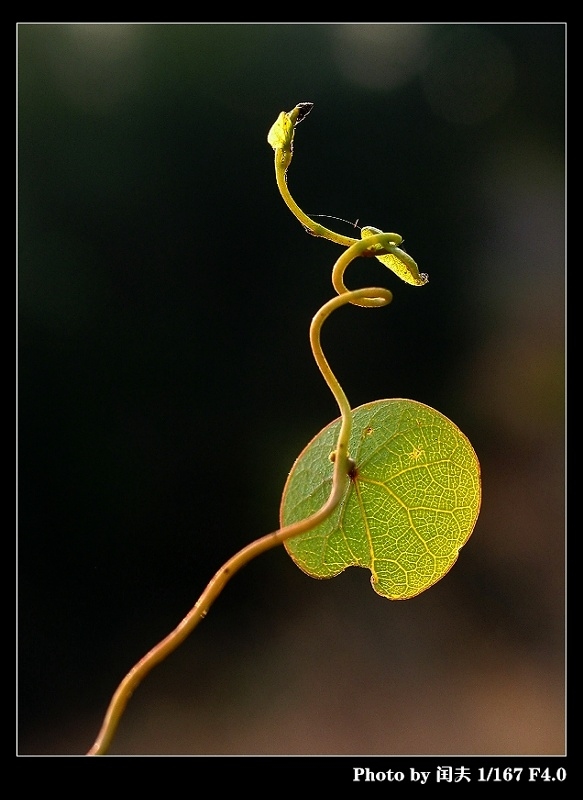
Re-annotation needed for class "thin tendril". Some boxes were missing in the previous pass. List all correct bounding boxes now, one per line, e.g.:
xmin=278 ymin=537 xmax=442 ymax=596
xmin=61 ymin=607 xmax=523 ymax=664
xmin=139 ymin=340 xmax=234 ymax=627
xmin=274 ymin=154 xmax=358 ymax=248
xmin=332 ymin=233 xmax=399 ymax=308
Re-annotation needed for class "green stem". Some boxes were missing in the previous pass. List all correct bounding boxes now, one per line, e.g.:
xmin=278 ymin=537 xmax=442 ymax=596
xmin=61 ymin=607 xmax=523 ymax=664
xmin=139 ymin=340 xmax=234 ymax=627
xmin=87 ymin=466 xmax=346 ymax=756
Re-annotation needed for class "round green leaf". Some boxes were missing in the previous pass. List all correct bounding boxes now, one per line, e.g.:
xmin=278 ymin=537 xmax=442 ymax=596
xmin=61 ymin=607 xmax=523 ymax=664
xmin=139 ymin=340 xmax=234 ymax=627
xmin=280 ymin=399 xmax=481 ymax=600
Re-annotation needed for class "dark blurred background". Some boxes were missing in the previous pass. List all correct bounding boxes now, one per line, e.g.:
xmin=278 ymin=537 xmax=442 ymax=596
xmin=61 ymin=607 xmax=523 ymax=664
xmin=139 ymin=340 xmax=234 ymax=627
xmin=18 ymin=23 xmax=565 ymax=755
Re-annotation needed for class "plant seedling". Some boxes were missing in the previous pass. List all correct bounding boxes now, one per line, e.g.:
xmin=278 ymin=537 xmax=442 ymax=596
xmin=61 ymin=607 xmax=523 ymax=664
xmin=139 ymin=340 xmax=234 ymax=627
xmin=86 ymin=103 xmax=481 ymax=755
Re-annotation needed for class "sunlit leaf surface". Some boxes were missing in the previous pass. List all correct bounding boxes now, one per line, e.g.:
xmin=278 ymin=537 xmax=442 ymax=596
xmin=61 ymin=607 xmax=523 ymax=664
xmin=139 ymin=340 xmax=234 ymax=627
xmin=281 ymin=399 xmax=481 ymax=599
